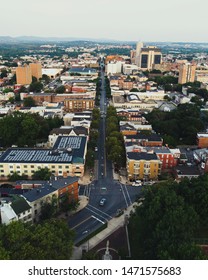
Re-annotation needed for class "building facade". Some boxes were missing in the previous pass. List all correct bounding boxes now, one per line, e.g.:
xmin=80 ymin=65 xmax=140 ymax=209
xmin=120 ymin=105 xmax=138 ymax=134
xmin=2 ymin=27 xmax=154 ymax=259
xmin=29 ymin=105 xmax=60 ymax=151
xmin=178 ymin=63 xmax=196 ymax=84
xmin=30 ymin=63 xmax=42 ymax=80
xmin=127 ymin=152 xmax=161 ymax=180
xmin=135 ymin=43 xmax=162 ymax=70
xmin=16 ymin=65 xmax=32 ymax=85
xmin=0 ymin=136 xmax=87 ymax=179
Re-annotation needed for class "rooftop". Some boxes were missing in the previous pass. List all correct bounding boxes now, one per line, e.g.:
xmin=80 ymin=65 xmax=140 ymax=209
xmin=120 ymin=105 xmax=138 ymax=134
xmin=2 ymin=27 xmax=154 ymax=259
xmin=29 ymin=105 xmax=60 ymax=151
xmin=11 ymin=197 xmax=31 ymax=215
xmin=0 ymin=136 xmax=87 ymax=164
xmin=125 ymin=133 xmax=162 ymax=142
xmin=127 ymin=152 xmax=158 ymax=161
xmin=21 ymin=176 xmax=78 ymax=202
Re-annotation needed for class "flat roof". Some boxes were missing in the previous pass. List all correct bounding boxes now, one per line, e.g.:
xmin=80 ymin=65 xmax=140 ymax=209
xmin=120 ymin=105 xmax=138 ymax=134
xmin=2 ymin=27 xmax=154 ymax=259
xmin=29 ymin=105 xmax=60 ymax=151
xmin=69 ymin=67 xmax=97 ymax=74
xmin=127 ymin=152 xmax=158 ymax=161
xmin=125 ymin=133 xmax=162 ymax=142
xmin=0 ymin=136 xmax=87 ymax=164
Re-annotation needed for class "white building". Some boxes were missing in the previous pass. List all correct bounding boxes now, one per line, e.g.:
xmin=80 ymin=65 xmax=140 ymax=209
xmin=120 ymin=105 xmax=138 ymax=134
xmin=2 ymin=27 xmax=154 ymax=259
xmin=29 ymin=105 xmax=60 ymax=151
xmin=106 ymin=61 xmax=124 ymax=74
xmin=0 ymin=197 xmax=32 ymax=225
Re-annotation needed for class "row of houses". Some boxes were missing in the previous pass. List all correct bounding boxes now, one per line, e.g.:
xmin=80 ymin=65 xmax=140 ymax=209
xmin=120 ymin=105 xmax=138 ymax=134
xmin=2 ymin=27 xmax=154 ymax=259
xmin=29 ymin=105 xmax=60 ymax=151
xmin=0 ymin=176 xmax=79 ymax=224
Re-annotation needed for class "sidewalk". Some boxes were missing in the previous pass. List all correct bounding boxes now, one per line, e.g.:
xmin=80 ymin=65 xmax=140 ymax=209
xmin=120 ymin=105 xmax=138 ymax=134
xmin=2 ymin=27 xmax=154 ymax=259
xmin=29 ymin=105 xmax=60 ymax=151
xmin=78 ymin=169 xmax=91 ymax=185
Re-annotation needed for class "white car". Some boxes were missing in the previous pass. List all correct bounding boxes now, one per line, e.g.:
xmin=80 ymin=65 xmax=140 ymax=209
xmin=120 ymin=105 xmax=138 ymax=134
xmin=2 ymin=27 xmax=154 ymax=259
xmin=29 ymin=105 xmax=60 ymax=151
xmin=99 ymin=198 xmax=106 ymax=206
xmin=132 ymin=180 xmax=142 ymax=187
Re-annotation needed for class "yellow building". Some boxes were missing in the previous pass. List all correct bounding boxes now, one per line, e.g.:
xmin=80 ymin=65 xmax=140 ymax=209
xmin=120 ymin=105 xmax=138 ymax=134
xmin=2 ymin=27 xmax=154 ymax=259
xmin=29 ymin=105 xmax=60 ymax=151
xmin=0 ymin=136 xmax=87 ymax=179
xmin=178 ymin=63 xmax=196 ymax=84
xmin=127 ymin=152 xmax=161 ymax=181
xmin=16 ymin=65 xmax=32 ymax=85
xmin=29 ymin=63 xmax=42 ymax=80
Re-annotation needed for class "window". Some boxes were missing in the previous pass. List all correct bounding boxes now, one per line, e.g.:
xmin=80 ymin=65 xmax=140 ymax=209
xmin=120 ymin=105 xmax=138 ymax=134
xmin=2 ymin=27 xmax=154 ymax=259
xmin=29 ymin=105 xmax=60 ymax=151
xmin=141 ymin=54 xmax=148 ymax=68
xmin=31 ymin=165 xmax=34 ymax=168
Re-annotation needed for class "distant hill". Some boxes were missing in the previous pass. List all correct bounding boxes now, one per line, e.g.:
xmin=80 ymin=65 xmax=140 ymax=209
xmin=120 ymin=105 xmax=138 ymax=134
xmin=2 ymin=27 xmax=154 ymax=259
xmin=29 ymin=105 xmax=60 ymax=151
xmin=0 ymin=36 xmax=124 ymax=44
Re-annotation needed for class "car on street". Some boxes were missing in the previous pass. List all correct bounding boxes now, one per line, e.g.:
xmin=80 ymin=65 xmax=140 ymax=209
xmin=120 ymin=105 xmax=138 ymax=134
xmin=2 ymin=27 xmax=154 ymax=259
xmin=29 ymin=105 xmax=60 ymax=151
xmin=132 ymin=180 xmax=142 ymax=187
xmin=99 ymin=198 xmax=106 ymax=206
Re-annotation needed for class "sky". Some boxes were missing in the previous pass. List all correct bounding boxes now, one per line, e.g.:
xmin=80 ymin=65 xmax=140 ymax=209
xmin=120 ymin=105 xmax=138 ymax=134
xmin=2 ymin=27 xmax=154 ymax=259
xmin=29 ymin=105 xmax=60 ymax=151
xmin=1 ymin=0 xmax=208 ymax=42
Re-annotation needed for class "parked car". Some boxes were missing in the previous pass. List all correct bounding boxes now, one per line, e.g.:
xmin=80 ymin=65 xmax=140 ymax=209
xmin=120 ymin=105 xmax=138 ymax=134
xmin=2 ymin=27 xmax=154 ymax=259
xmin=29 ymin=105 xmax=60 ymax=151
xmin=132 ymin=180 xmax=142 ymax=187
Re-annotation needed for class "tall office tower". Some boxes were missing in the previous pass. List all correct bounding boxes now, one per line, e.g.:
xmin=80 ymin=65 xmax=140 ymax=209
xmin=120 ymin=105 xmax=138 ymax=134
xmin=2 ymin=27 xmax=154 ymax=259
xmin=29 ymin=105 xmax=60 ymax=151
xmin=139 ymin=46 xmax=162 ymax=70
xmin=130 ymin=50 xmax=136 ymax=64
xmin=178 ymin=63 xmax=196 ymax=84
xmin=135 ymin=41 xmax=143 ymax=66
xmin=29 ymin=63 xmax=42 ymax=80
xmin=16 ymin=65 xmax=32 ymax=85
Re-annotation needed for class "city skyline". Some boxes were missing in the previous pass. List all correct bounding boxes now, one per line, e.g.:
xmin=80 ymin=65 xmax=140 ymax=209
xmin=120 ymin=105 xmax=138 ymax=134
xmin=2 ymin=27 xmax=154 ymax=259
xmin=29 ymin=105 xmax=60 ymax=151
xmin=1 ymin=0 xmax=208 ymax=43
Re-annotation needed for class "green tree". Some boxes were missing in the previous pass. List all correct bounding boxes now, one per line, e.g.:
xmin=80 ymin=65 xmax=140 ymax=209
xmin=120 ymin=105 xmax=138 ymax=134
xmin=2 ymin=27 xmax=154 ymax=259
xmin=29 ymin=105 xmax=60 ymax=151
xmin=85 ymin=149 xmax=95 ymax=169
xmin=29 ymin=81 xmax=43 ymax=92
xmin=0 ymin=69 xmax=8 ymax=78
xmin=19 ymin=115 xmax=40 ymax=146
xmin=23 ymin=96 xmax=36 ymax=107
xmin=130 ymin=88 xmax=139 ymax=92
xmin=56 ymin=85 xmax=65 ymax=93
xmin=0 ymin=219 xmax=74 ymax=259
xmin=32 ymin=167 xmax=52 ymax=180
xmin=3 ymin=87 xmax=13 ymax=93
xmin=8 ymin=172 xmax=28 ymax=182
xmin=41 ymin=74 xmax=50 ymax=84
xmin=128 ymin=182 xmax=205 ymax=260
xmin=40 ymin=195 xmax=58 ymax=221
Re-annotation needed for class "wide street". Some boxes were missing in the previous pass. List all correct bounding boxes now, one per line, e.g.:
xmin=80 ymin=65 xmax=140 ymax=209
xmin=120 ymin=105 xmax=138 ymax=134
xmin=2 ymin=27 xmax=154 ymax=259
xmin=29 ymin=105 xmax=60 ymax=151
xmin=68 ymin=66 xmax=142 ymax=245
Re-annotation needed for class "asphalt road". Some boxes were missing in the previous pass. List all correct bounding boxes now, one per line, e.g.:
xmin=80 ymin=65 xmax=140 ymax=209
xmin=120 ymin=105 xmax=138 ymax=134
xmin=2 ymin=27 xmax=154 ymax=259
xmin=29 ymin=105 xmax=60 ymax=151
xmin=68 ymin=68 xmax=142 ymax=244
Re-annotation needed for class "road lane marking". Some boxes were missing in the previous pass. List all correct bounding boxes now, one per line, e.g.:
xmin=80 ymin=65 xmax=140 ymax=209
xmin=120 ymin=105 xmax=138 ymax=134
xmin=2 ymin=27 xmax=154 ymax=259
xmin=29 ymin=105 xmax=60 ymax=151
xmin=124 ymin=184 xmax=132 ymax=205
xmin=86 ymin=206 xmax=109 ymax=222
xmin=87 ymin=204 xmax=112 ymax=218
xmin=119 ymin=183 xmax=129 ymax=207
xmin=91 ymin=215 xmax=105 ymax=224
xmin=71 ymin=216 xmax=92 ymax=230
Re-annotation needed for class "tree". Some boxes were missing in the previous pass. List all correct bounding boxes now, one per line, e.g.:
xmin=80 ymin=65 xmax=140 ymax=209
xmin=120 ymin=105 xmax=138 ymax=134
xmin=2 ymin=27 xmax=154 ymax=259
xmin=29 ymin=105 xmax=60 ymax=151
xmin=23 ymin=96 xmax=36 ymax=107
xmin=0 ymin=219 xmax=74 ymax=259
xmin=18 ymin=86 xmax=28 ymax=93
xmin=130 ymin=88 xmax=139 ymax=92
xmin=19 ymin=115 xmax=40 ymax=146
xmin=3 ymin=87 xmax=13 ymax=93
xmin=56 ymin=85 xmax=65 ymax=93
xmin=8 ymin=172 xmax=28 ymax=182
xmin=0 ymin=69 xmax=8 ymax=78
xmin=40 ymin=195 xmax=58 ymax=221
xmin=85 ymin=149 xmax=95 ymax=169
xmin=41 ymin=74 xmax=50 ymax=84
xmin=32 ymin=167 xmax=52 ymax=180
xmin=29 ymin=81 xmax=43 ymax=92
xmin=128 ymin=182 xmax=206 ymax=260
xmin=32 ymin=76 xmax=38 ymax=83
